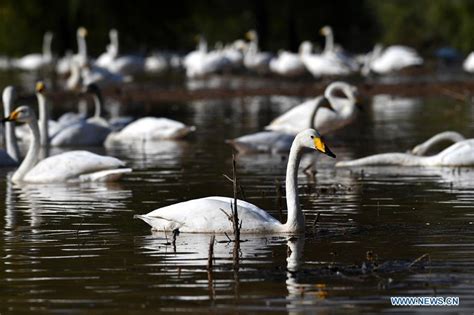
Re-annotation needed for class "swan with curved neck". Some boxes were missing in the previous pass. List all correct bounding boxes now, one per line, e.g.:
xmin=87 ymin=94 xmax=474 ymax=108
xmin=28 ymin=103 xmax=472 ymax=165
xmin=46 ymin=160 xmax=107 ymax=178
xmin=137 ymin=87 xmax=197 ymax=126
xmin=337 ymin=131 xmax=474 ymax=168
xmin=411 ymin=131 xmax=465 ymax=156
xmin=3 ymin=86 xmax=20 ymax=162
xmin=135 ymin=129 xmax=335 ymax=233
xmin=3 ymin=106 xmax=131 ymax=183
xmin=227 ymin=96 xmax=333 ymax=153
xmin=265 ymin=81 xmax=361 ymax=135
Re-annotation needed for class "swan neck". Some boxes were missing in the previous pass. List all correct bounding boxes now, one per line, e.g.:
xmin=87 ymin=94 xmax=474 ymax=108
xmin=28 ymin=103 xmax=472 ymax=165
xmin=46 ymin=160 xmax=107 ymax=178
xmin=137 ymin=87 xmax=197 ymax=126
xmin=284 ymin=141 xmax=304 ymax=231
xmin=12 ymin=118 xmax=40 ymax=183
xmin=414 ymin=132 xmax=465 ymax=156
xmin=3 ymin=89 xmax=20 ymax=162
xmin=77 ymin=34 xmax=87 ymax=58
xmin=308 ymin=98 xmax=325 ymax=128
xmin=42 ymin=33 xmax=52 ymax=60
xmin=37 ymin=93 xmax=49 ymax=148
xmin=323 ymin=30 xmax=334 ymax=54
xmin=93 ymin=92 xmax=103 ymax=118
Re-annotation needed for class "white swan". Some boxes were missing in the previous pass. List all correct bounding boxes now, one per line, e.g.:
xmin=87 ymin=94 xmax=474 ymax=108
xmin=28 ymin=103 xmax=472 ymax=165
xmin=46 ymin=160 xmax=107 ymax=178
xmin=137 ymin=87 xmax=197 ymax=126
xmin=95 ymin=29 xmax=119 ymax=69
xmin=226 ymin=96 xmax=332 ymax=154
xmin=463 ymin=52 xmax=474 ymax=73
xmin=0 ymin=86 xmax=20 ymax=166
xmin=269 ymin=43 xmax=306 ymax=77
xmin=135 ymin=129 xmax=335 ymax=233
xmin=14 ymin=32 xmax=53 ymax=71
xmin=301 ymin=27 xmax=358 ymax=78
xmin=265 ymin=81 xmax=360 ymax=135
xmin=336 ymin=131 xmax=474 ymax=167
xmin=183 ymin=36 xmax=232 ymax=78
xmin=243 ymin=30 xmax=273 ymax=74
xmin=411 ymin=131 xmax=465 ymax=156
xmin=3 ymin=106 xmax=131 ymax=183
xmin=105 ymin=117 xmax=195 ymax=148
xmin=50 ymin=84 xmax=112 ymax=147
xmin=363 ymin=44 xmax=423 ymax=75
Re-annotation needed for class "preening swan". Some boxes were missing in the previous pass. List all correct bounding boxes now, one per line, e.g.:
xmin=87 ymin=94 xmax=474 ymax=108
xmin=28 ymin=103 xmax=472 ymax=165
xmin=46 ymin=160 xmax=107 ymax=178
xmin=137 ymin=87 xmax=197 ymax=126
xmin=265 ymin=81 xmax=361 ymax=135
xmin=226 ymin=96 xmax=332 ymax=154
xmin=410 ymin=131 xmax=465 ymax=156
xmin=135 ymin=129 xmax=335 ymax=233
xmin=336 ymin=131 xmax=474 ymax=167
xmin=3 ymin=106 xmax=131 ymax=183
xmin=0 ymin=86 xmax=20 ymax=166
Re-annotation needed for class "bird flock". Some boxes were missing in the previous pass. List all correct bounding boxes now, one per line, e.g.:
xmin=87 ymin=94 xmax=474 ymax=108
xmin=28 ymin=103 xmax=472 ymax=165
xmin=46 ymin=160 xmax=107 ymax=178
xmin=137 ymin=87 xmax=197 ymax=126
xmin=0 ymin=26 xmax=473 ymax=234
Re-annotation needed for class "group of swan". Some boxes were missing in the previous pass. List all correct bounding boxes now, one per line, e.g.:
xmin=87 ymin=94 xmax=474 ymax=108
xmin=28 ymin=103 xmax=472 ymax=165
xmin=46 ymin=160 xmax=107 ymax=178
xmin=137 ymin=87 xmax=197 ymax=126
xmin=135 ymin=129 xmax=335 ymax=233
xmin=227 ymin=81 xmax=360 ymax=153
xmin=336 ymin=131 xmax=473 ymax=167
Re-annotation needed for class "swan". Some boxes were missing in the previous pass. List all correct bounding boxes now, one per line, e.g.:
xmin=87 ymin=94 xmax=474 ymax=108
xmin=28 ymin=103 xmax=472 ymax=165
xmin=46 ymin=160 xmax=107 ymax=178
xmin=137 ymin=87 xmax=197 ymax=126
xmin=3 ymin=106 xmax=132 ymax=183
xmin=301 ymin=27 xmax=358 ymax=78
xmin=411 ymin=131 xmax=465 ymax=156
xmin=81 ymin=62 xmax=130 ymax=89
xmin=265 ymin=81 xmax=360 ymax=135
xmin=243 ymin=30 xmax=273 ymax=74
xmin=269 ymin=43 xmax=306 ymax=77
xmin=362 ymin=44 xmax=423 ymax=75
xmin=50 ymin=84 xmax=112 ymax=147
xmin=14 ymin=32 xmax=53 ymax=71
xmin=336 ymin=131 xmax=474 ymax=167
xmin=105 ymin=116 xmax=195 ymax=147
xmin=463 ymin=52 xmax=474 ymax=73
xmin=226 ymin=96 xmax=332 ymax=154
xmin=0 ymin=86 xmax=20 ymax=166
xmin=183 ymin=36 xmax=232 ymax=78
xmin=72 ymin=27 xmax=89 ymax=67
xmin=144 ymin=52 xmax=169 ymax=74
xmin=135 ymin=129 xmax=335 ymax=233
xmin=95 ymin=29 xmax=119 ymax=69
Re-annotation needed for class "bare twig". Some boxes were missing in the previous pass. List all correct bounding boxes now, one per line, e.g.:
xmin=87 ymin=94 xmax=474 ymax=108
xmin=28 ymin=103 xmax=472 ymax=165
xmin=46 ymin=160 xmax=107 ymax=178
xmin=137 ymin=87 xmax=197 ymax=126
xmin=275 ymin=179 xmax=284 ymax=222
xmin=207 ymin=235 xmax=216 ymax=270
xmin=409 ymin=253 xmax=430 ymax=268
xmin=311 ymin=212 xmax=320 ymax=232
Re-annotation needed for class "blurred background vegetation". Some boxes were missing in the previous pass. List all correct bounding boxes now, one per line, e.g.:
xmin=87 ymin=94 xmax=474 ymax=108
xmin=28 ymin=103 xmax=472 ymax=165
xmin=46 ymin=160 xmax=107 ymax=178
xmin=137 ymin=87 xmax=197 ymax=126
xmin=0 ymin=0 xmax=473 ymax=56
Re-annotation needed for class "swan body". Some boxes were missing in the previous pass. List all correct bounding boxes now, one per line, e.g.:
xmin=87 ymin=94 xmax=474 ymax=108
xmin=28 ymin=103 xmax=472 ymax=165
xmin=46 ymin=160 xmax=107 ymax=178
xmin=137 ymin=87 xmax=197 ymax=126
xmin=228 ymin=96 xmax=332 ymax=153
xmin=463 ymin=52 xmax=474 ymax=73
xmin=135 ymin=129 xmax=335 ymax=233
xmin=365 ymin=45 xmax=423 ymax=74
xmin=15 ymin=32 xmax=53 ymax=71
xmin=337 ymin=132 xmax=474 ymax=168
xmin=105 ymin=117 xmax=195 ymax=147
xmin=144 ymin=53 xmax=169 ymax=73
xmin=4 ymin=106 xmax=131 ymax=183
xmin=269 ymin=50 xmax=306 ymax=77
xmin=265 ymin=81 xmax=360 ymax=135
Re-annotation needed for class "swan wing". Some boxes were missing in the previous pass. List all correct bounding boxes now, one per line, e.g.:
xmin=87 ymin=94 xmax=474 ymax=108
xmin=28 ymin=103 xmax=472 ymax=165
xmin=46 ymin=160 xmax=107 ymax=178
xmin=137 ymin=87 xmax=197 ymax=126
xmin=24 ymin=150 xmax=127 ymax=183
xmin=135 ymin=196 xmax=281 ymax=233
xmin=51 ymin=121 xmax=111 ymax=146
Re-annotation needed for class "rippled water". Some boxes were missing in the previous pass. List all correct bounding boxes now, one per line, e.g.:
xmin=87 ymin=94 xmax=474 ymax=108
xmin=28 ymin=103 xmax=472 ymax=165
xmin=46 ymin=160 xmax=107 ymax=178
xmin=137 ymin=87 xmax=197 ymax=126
xmin=1 ymin=92 xmax=474 ymax=314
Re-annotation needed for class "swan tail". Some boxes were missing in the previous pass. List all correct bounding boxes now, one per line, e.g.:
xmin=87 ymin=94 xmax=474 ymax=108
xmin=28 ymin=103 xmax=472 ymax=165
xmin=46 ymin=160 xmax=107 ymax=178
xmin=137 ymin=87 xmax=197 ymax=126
xmin=225 ymin=139 xmax=256 ymax=154
xmin=336 ymin=153 xmax=416 ymax=167
xmin=134 ymin=214 xmax=183 ymax=231
xmin=79 ymin=168 xmax=132 ymax=182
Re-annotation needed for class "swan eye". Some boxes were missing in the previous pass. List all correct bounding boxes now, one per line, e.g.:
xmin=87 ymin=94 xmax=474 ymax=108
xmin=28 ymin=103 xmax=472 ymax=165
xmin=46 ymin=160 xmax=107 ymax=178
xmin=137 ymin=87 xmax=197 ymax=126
xmin=310 ymin=135 xmax=314 ymax=139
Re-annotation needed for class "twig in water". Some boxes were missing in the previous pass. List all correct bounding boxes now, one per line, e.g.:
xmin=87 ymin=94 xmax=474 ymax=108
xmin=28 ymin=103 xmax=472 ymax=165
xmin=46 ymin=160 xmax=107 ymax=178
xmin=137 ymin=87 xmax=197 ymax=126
xmin=409 ymin=253 xmax=430 ymax=268
xmin=207 ymin=235 xmax=216 ymax=270
xmin=311 ymin=212 xmax=321 ymax=232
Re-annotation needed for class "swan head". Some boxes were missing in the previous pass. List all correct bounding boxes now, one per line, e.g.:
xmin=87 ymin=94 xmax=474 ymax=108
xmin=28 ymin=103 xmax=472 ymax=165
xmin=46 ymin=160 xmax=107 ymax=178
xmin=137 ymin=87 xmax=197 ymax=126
xmin=320 ymin=26 xmax=332 ymax=36
xmin=35 ymin=81 xmax=46 ymax=94
xmin=245 ymin=30 xmax=257 ymax=41
xmin=3 ymin=106 xmax=36 ymax=124
xmin=296 ymin=129 xmax=336 ymax=158
xmin=77 ymin=27 xmax=88 ymax=38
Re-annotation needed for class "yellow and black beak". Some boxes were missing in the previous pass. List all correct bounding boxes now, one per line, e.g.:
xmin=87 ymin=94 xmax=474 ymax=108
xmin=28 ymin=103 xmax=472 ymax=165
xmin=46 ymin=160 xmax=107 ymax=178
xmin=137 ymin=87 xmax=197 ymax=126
xmin=314 ymin=136 xmax=336 ymax=158
xmin=2 ymin=109 xmax=19 ymax=123
xmin=35 ymin=81 xmax=45 ymax=93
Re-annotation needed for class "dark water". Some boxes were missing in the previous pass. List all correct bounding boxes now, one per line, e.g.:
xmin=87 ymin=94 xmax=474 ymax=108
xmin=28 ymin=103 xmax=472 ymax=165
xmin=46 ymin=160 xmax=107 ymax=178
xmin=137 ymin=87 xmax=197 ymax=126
xmin=1 ymin=92 xmax=474 ymax=314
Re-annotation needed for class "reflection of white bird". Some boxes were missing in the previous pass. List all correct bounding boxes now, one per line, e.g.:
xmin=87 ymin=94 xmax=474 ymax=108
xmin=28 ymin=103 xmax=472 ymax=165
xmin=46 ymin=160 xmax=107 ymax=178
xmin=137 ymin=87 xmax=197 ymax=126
xmin=362 ymin=44 xmax=423 ymax=75
xmin=4 ymin=106 xmax=131 ymax=183
xmin=337 ymin=131 xmax=474 ymax=167
xmin=226 ymin=96 xmax=332 ymax=153
xmin=14 ymin=32 xmax=53 ymax=71
xmin=463 ymin=52 xmax=474 ymax=73
xmin=1 ymin=86 xmax=20 ymax=166
xmin=135 ymin=129 xmax=335 ymax=233
xmin=266 ymin=81 xmax=360 ymax=135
